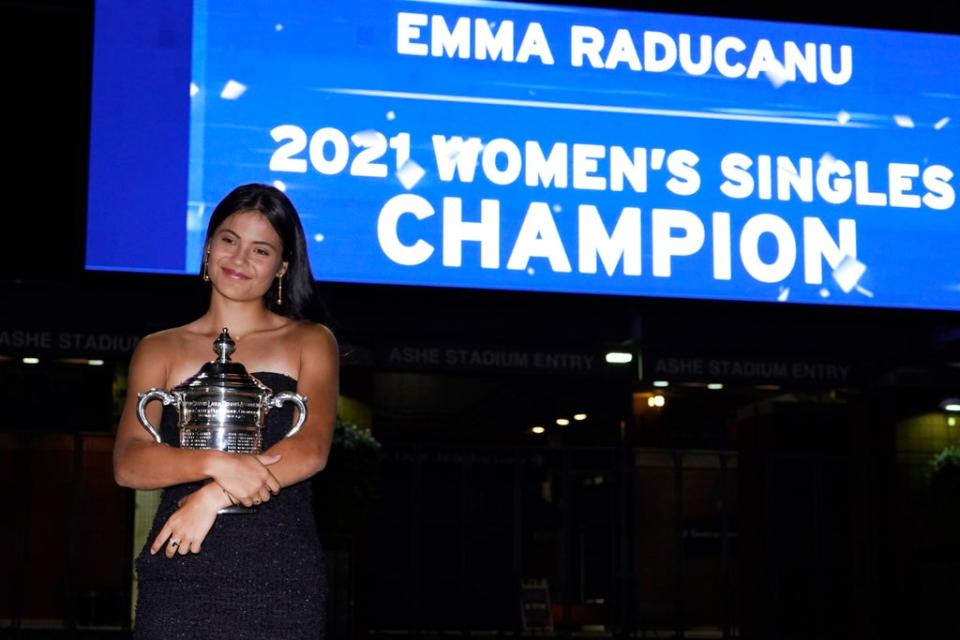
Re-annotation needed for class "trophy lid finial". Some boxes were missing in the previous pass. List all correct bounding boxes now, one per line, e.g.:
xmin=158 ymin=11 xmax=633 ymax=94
xmin=175 ymin=326 xmax=269 ymax=393
xmin=213 ymin=328 xmax=236 ymax=363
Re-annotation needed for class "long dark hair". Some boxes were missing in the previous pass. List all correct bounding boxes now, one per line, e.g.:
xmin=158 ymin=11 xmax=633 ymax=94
xmin=203 ymin=183 xmax=319 ymax=320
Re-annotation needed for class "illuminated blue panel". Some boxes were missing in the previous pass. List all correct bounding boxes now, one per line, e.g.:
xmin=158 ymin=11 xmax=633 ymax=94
xmin=87 ymin=0 xmax=192 ymax=274
xmin=88 ymin=0 xmax=960 ymax=310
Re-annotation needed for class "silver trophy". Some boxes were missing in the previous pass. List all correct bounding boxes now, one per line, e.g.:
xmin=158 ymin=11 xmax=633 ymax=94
xmin=136 ymin=328 xmax=307 ymax=512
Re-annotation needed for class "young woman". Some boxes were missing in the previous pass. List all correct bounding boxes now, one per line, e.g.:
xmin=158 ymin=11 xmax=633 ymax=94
xmin=113 ymin=183 xmax=338 ymax=639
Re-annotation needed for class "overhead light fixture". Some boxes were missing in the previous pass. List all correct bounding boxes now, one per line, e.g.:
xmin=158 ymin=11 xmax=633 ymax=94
xmin=531 ymin=426 xmax=546 ymax=434
xmin=940 ymin=398 xmax=960 ymax=412
xmin=707 ymin=383 xmax=724 ymax=390
xmin=556 ymin=418 xmax=570 ymax=426
xmin=647 ymin=395 xmax=666 ymax=408
xmin=573 ymin=413 xmax=587 ymax=421
xmin=22 ymin=357 xmax=39 ymax=365
xmin=653 ymin=380 xmax=669 ymax=387
xmin=87 ymin=359 xmax=105 ymax=366
xmin=605 ymin=352 xmax=633 ymax=364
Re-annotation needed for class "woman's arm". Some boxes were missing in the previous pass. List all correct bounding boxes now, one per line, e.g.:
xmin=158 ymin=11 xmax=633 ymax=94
xmin=255 ymin=323 xmax=338 ymax=487
xmin=112 ymin=332 xmax=281 ymax=502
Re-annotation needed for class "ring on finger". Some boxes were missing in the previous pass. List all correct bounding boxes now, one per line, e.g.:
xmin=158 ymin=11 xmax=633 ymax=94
xmin=170 ymin=540 xmax=180 ymax=549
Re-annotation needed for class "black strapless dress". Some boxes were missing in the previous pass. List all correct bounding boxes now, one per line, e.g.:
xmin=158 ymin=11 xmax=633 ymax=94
xmin=133 ymin=373 xmax=326 ymax=640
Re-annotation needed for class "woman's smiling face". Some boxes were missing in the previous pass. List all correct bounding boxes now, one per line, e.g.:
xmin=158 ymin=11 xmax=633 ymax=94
xmin=207 ymin=210 xmax=287 ymax=303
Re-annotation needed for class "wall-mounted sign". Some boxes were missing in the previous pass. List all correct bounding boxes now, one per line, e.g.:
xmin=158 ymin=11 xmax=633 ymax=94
xmin=0 ymin=329 xmax=140 ymax=357
xmin=642 ymin=351 xmax=854 ymax=385
xmin=382 ymin=344 xmax=604 ymax=375
xmin=88 ymin=0 xmax=960 ymax=310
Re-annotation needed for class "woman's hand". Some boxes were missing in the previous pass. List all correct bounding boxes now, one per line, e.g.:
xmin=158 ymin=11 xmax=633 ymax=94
xmin=150 ymin=482 xmax=227 ymax=558
xmin=208 ymin=452 xmax=282 ymax=507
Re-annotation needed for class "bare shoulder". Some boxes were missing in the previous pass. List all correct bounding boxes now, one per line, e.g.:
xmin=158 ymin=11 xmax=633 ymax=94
xmin=133 ymin=324 xmax=193 ymax=356
xmin=128 ymin=324 xmax=199 ymax=377
xmin=287 ymin=322 xmax=338 ymax=374
xmin=292 ymin=321 xmax=338 ymax=354
xmin=130 ymin=327 xmax=174 ymax=361
xmin=125 ymin=328 xmax=177 ymax=388
xmin=289 ymin=322 xmax=338 ymax=394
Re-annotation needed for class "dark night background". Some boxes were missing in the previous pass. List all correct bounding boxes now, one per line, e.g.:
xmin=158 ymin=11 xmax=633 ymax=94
xmin=4 ymin=1 xmax=960 ymax=639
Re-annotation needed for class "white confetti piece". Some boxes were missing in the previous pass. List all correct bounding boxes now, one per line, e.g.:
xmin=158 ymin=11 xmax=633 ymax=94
xmin=351 ymin=129 xmax=380 ymax=147
xmin=832 ymin=255 xmax=867 ymax=293
xmin=836 ymin=110 xmax=851 ymax=125
xmin=777 ymin=287 xmax=790 ymax=302
xmin=220 ymin=80 xmax=247 ymax=100
xmin=935 ymin=116 xmax=950 ymax=130
xmin=818 ymin=152 xmax=839 ymax=172
xmin=893 ymin=114 xmax=915 ymax=128
xmin=763 ymin=58 xmax=789 ymax=88
xmin=397 ymin=159 xmax=426 ymax=190
xmin=777 ymin=156 xmax=799 ymax=176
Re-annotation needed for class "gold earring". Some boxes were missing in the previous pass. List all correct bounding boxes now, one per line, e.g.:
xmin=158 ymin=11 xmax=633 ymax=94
xmin=276 ymin=273 xmax=283 ymax=306
xmin=202 ymin=250 xmax=210 ymax=281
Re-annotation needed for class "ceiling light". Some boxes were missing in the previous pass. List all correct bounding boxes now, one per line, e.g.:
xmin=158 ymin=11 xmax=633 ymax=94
xmin=941 ymin=398 xmax=960 ymax=412
xmin=605 ymin=352 xmax=633 ymax=364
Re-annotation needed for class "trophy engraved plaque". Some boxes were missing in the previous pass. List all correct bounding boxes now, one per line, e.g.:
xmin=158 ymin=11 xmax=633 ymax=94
xmin=136 ymin=328 xmax=307 ymax=513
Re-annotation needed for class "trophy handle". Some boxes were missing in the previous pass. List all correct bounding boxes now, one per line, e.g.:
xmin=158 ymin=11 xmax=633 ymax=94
xmin=268 ymin=391 xmax=309 ymax=438
xmin=137 ymin=388 xmax=176 ymax=444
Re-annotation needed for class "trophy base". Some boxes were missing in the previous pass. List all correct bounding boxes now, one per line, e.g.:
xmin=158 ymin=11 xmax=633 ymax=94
xmin=218 ymin=505 xmax=257 ymax=515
